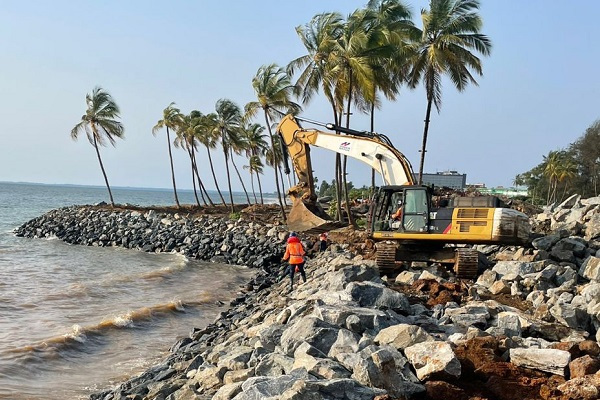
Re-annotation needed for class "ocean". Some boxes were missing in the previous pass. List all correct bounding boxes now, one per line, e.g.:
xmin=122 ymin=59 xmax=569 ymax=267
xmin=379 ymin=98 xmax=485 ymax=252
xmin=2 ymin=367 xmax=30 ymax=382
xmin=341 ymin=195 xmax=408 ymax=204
xmin=0 ymin=182 xmax=276 ymax=399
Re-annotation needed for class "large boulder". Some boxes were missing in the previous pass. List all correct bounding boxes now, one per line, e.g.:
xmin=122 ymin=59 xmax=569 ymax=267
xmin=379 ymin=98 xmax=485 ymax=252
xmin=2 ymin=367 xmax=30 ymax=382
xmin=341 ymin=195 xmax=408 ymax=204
xmin=345 ymin=281 xmax=411 ymax=313
xmin=580 ymin=256 xmax=600 ymax=282
xmin=280 ymin=316 xmax=340 ymax=356
xmin=509 ymin=348 xmax=571 ymax=376
xmin=374 ymin=324 xmax=434 ymax=350
xmin=404 ymin=341 xmax=461 ymax=381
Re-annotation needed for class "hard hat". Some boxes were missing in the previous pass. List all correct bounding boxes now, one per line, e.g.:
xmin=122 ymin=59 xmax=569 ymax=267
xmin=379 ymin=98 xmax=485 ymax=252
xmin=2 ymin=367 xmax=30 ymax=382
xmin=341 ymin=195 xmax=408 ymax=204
xmin=290 ymin=232 xmax=297 ymax=237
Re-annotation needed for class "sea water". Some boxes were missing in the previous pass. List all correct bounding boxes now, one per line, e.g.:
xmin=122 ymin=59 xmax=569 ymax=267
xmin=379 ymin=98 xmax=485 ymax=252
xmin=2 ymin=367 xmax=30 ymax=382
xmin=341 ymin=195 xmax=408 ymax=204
xmin=0 ymin=182 xmax=275 ymax=399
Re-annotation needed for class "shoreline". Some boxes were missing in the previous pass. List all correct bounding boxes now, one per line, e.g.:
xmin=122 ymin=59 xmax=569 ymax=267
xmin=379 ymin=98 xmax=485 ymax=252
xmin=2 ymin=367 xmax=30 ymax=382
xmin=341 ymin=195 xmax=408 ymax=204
xmin=15 ymin=199 xmax=600 ymax=399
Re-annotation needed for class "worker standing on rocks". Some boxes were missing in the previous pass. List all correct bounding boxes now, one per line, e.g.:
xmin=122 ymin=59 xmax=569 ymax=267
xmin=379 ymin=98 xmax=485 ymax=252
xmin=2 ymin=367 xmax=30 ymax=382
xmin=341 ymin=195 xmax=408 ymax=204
xmin=282 ymin=232 xmax=306 ymax=292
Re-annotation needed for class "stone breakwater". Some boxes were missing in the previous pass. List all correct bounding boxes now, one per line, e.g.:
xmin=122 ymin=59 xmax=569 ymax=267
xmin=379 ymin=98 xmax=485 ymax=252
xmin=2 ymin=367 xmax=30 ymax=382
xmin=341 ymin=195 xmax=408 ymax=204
xmin=15 ymin=200 xmax=600 ymax=399
xmin=15 ymin=206 xmax=288 ymax=271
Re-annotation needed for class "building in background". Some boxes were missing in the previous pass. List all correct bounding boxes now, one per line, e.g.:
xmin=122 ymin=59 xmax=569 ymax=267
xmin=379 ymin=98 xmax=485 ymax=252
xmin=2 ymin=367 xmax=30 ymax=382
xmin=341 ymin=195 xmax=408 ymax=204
xmin=417 ymin=170 xmax=467 ymax=190
xmin=477 ymin=186 xmax=528 ymax=197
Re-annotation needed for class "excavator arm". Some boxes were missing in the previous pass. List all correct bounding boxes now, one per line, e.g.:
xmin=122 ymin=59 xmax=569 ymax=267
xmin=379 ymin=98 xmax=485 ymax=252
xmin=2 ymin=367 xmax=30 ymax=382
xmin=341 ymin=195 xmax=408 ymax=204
xmin=276 ymin=114 xmax=416 ymax=232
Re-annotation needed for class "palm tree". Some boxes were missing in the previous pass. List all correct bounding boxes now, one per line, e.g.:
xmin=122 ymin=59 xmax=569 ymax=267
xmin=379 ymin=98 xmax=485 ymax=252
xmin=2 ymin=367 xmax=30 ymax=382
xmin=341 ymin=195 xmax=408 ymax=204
xmin=174 ymin=113 xmax=203 ymax=207
xmin=71 ymin=86 xmax=124 ymax=207
xmin=214 ymin=99 xmax=243 ymax=213
xmin=244 ymin=155 xmax=264 ymax=204
xmin=187 ymin=111 xmax=214 ymax=206
xmin=245 ymin=64 xmax=302 ymax=222
xmin=241 ymin=122 xmax=269 ymax=204
xmin=408 ymin=0 xmax=492 ymax=184
xmin=196 ymin=113 xmax=227 ymax=206
xmin=288 ymin=12 xmax=345 ymax=221
xmin=152 ymin=102 xmax=183 ymax=208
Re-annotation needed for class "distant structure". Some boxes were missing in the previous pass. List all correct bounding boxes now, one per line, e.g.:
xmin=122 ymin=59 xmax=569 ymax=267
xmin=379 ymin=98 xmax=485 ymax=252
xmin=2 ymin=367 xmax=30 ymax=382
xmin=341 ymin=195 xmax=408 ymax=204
xmin=416 ymin=170 xmax=467 ymax=190
xmin=477 ymin=186 xmax=528 ymax=197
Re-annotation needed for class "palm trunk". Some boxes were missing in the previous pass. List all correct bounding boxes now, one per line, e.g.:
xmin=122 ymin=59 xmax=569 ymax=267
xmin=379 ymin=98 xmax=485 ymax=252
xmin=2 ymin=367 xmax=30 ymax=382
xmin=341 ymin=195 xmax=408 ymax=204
xmin=249 ymin=171 xmax=258 ymax=204
xmin=230 ymin=150 xmax=251 ymax=205
xmin=190 ymin=147 xmax=208 ymax=206
xmin=192 ymin=152 xmax=213 ymax=206
xmin=332 ymin=107 xmax=343 ymax=222
xmin=92 ymin=130 xmax=115 ymax=207
xmin=278 ymin=165 xmax=288 ymax=206
xmin=257 ymin=173 xmax=264 ymax=205
xmin=418 ymin=95 xmax=434 ymax=186
xmin=370 ymin=102 xmax=376 ymax=196
xmin=223 ymin=150 xmax=235 ymax=213
xmin=264 ymin=110 xmax=286 ymax=222
xmin=165 ymin=127 xmax=181 ymax=208
xmin=190 ymin=156 xmax=201 ymax=207
xmin=344 ymin=76 xmax=357 ymax=228
xmin=206 ymin=146 xmax=227 ymax=206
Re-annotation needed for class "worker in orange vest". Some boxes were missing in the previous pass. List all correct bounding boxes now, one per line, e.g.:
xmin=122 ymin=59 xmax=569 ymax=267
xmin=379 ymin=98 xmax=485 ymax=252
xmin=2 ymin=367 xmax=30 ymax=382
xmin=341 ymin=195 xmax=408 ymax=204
xmin=282 ymin=232 xmax=306 ymax=292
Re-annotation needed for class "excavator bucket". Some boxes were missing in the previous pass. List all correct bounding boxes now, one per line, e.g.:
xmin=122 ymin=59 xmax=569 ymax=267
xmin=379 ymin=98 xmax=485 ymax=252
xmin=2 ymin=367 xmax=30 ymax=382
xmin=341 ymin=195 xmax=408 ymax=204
xmin=287 ymin=198 xmax=346 ymax=234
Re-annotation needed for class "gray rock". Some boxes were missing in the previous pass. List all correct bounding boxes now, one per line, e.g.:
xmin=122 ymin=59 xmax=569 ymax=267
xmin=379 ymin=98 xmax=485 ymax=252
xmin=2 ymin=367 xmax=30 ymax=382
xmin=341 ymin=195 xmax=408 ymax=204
xmin=496 ymin=312 xmax=522 ymax=337
xmin=509 ymin=348 xmax=571 ymax=376
xmin=580 ymin=256 xmax=600 ymax=281
xmin=254 ymin=353 xmax=295 ymax=376
xmin=404 ymin=341 xmax=461 ymax=381
xmin=492 ymin=261 xmax=536 ymax=277
xmin=345 ymin=281 xmax=411 ymax=313
xmin=532 ymin=234 xmax=561 ymax=251
xmin=280 ymin=316 xmax=340 ymax=356
xmin=217 ymin=346 xmax=254 ymax=371
xmin=213 ymin=382 xmax=244 ymax=400
xmin=374 ymin=324 xmax=433 ymax=350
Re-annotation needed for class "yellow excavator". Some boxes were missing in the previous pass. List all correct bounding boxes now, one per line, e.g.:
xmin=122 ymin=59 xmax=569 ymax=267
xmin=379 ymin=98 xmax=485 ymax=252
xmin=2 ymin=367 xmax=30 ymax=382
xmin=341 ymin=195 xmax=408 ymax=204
xmin=276 ymin=114 xmax=531 ymax=278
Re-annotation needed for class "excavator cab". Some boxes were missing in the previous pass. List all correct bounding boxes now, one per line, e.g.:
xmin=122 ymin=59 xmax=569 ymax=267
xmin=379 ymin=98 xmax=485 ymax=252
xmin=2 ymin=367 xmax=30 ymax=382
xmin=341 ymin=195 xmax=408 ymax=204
xmin=370 ymin=186 xmax=433 ymax=235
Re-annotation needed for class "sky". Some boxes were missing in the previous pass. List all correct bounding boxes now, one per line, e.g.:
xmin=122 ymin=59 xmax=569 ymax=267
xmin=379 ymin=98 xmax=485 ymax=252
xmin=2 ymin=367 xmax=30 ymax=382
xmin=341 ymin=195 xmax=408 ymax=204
xmin=1 ymin=1 xmax=599 ymax=194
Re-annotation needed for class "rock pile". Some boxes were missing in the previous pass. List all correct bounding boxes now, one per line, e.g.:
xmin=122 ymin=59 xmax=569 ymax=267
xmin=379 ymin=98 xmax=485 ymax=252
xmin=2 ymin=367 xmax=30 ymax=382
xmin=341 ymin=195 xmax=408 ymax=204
xmin=15 ymin=205 xmax=288 ymax=270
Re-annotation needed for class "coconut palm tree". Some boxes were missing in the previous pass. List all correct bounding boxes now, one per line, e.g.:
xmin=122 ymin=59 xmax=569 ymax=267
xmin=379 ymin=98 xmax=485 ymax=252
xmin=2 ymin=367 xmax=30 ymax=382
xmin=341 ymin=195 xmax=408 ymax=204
xmin=241 ymin=122 xmax=269 ymax=204
xmin=196 ymin=113 xmax=227 ymax=206
xmin=174 ymin=113 xmax=204 ymax=207
xmin=187 ymin=111 xmax=215 ymax=206
xmin=407 ymin=0 xmax=492 ymax=184
xmin=214 ymin=99 xmax=244 ymax=213
xmin=71 ymin=86 xmax=124 ymax=207
xmin=245 ymin=64 xmax=302 ymax=222
xmin=244 ymin=155 xmax=265 ymax=204
xmin=152 ymin=102 xmax=183 ymax=208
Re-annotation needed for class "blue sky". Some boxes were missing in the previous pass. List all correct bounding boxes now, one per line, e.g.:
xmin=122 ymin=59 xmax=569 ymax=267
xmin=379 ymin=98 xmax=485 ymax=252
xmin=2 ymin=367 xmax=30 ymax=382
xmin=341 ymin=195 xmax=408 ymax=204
xmin=1 ymin=1 xmax=599 ymax=193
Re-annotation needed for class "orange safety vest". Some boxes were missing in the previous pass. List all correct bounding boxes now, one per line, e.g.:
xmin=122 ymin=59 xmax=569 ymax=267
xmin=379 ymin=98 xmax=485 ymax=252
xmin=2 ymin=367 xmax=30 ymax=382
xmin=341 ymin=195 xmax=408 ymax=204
xmin=283 ymin=238 xmax=305 ymax=265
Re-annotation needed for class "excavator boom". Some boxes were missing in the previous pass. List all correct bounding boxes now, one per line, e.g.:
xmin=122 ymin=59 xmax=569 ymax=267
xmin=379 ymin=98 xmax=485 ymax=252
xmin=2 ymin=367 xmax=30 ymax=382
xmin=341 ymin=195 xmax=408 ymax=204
xmin=276 ymin=114 xmax=416 ymax=233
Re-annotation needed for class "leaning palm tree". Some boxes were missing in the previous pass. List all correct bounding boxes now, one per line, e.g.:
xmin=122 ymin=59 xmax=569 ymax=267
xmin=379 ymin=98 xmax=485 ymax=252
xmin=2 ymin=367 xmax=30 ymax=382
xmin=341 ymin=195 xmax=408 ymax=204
xmin=240 ymin=122 xmax=269 ymax=204
xmin=71 ymin=86 xmax=124 ymax=207
xmin=245 ymin=64 xmax=302 ymax=222
xmin=152 ymin=102 xmax=183 ymax=208
xmin=244 ymin=155 xmax=264 ymax=204
xmin=408 ymin=0 xmax=492 ymax=184
xmin=196 ymin=113 xmax=227 ymax=206
xmin=214 ymin=99 xmax=244 ymax=213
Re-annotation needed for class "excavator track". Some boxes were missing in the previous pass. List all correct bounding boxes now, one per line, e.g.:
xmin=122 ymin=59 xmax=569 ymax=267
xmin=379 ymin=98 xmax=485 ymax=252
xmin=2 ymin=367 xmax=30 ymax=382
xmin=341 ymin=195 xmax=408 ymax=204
xmin=376 ymin=242 xmax=398 ymax=276
xmin=453 ymin=248 xmax=479 ymax=279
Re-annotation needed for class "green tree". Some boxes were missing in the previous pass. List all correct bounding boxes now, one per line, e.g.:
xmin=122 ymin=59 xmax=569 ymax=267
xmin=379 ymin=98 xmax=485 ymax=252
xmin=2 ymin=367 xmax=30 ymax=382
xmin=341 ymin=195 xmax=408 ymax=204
xmin=214 ymin=99 xmax=244 ymax=213
xmin=244 ymin=155 xmax=264 ymax=204
xmin=408 ymin=0 xmax=492 ymax=184
xmin=152 ymin=102 xmax=184 ymax=208
xmin=196 ymin=113 xmax=227 ymax=206
xmin=241 ymin=122 xmax=269 ymax=204
xmin=71 ymin=86 xmax=124 ymax=207
xmin=245 ymin=64 xmax=302 ymax=222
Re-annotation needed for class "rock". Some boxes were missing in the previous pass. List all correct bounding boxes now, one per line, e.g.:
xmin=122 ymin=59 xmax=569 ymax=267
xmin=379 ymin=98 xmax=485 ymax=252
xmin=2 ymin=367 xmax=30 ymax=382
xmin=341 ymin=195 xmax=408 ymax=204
xmin=345 ymin=281 xmax=410 ymax=313
xmin=569 ymin=355 xmax=600 ymax=378
xmin=584 ymin=212 xmax=600 ymax=240
xmin=492 ymin=261 xmax=536 ymax=277
xmin=550 ymin=303 xmax=589 ymax=330
xmin=404 ymin=341 xmax=461 ymax=381
xmin=254 ymin=353 xmax=295 ymax=376
xmin=476 ymin=269 xmax=497 ymax=288
xmin=554 ymin=373 xmax=600 ymax=400
xmin=496 ymin=312 xmax=522 ymax=337
xmin=580 ymin=256 xmax=600 ymax=281
xmin=445 ymin=304 xmax=490 ymax=328
xmin=213 ymin=382 xmax=244 ymax=400
xmin=532 ymin=234 xmax=561 ymax=251
xmin=280 ymin=316 xmax=340 ymax=356
xmin=509 ymin=348 xmax=571 ymax=376
xmin=351 ymin=347 xmax=425 ymax=398
xmin=193 ymin=365 xmax=228 ymax=391
xmin=374 ymin=324 xmax=434 ymax=350
xmin=217 ymin=346 xmax=254 ymax=370
xmin=489 ymin=280 xmax=511 ymax=295
xmin=395 ymin=271 xmax=420 ymax=285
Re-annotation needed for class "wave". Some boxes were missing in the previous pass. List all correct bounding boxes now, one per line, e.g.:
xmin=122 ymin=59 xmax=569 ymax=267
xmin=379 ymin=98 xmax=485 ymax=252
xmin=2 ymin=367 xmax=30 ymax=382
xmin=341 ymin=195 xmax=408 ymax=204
xmin=7 ymin=300 xmax=187 ymax=357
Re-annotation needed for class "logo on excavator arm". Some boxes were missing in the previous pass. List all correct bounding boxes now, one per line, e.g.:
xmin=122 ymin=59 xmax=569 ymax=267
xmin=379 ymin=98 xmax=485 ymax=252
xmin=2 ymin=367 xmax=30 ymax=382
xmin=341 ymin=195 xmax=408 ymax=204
xmin=339 ymin=142 xmax=351 ymax=152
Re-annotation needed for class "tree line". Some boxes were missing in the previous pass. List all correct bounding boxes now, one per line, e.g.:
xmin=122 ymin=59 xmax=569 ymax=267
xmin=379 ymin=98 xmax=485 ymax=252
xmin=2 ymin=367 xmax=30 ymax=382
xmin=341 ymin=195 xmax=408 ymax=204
xmin=515 ymin=120 xmax=600 ymax=205
xmin=70 ymin=0 xmax=491 ymax=223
